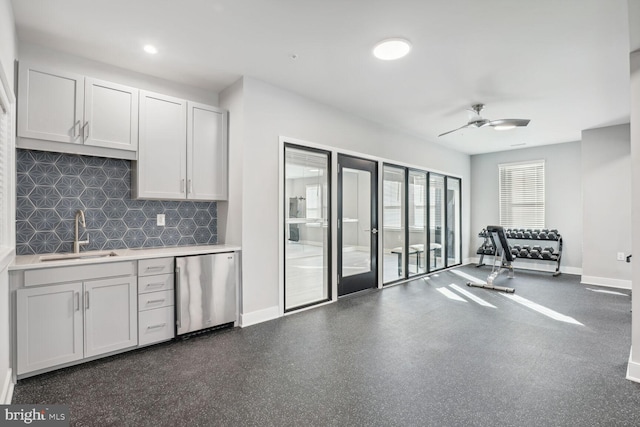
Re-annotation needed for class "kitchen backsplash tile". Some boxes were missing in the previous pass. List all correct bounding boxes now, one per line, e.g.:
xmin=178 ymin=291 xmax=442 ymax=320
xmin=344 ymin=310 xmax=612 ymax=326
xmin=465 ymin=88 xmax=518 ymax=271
xmin=16 ymin=149 xmax=217 ymax=255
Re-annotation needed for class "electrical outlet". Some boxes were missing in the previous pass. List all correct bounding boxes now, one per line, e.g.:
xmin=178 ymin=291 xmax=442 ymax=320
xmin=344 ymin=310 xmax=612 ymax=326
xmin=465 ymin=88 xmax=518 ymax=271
xmin=617 ymin=252 xmax=625 ymax=261
xmin=157 ymin=214 xmax=165 ymax=226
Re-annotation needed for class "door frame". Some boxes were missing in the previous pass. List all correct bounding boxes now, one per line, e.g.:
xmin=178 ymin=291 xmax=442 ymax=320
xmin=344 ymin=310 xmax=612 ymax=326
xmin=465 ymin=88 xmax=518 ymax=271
xmin=337 ymin=153 xmax=379 ymax=296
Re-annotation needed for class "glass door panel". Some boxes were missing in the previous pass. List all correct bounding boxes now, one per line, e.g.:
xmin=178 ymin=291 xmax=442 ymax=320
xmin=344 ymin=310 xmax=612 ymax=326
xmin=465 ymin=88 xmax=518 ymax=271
xmin=446 ymin=177 xmax=461 ymax=266
xmin=284 ymin=145 xmax=330 ymax=311
xmin=383 ymin=166 xmax=406 ymax=284
xmin=408 ymin=170 xmax=428 ymax=276
xmin=338 ymin=155 xmax=378 ymax=296
xmin=429 ymin=174 xmax=445 ymax=270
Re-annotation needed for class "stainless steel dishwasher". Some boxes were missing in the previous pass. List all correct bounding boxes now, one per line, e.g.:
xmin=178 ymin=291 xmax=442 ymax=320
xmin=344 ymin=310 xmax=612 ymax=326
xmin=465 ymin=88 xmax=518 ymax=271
xmin=175 ymin=252 xmax=237 ymax=336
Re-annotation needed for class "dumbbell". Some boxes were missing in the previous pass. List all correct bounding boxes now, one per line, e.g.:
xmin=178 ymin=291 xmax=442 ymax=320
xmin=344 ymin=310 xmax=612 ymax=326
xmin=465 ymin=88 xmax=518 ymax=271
xmin=538 ymin=232 xmax=548 ymax=239
xmin=519 ymin=247 xmax=530 ymax=257
xmin=516 ymin=231 xmax=525 ymax=238
xmin=524 ymin=231 xmax=532 ymax=239
xmin=548 ymin=232 xmax=558 ymax=240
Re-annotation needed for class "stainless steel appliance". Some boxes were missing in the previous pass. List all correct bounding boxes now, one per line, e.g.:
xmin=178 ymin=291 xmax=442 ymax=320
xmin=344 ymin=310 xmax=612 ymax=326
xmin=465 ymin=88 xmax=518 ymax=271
xmin=175 ymin=253 xmax=237 ymax=336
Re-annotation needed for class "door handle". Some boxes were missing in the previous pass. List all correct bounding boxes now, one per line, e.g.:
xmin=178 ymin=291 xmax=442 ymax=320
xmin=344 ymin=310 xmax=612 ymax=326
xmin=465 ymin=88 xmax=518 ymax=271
xmin=85 ymin=291 xmax=89 ymax=309
xmin=371 ymin=228 xmax=378 ymax=234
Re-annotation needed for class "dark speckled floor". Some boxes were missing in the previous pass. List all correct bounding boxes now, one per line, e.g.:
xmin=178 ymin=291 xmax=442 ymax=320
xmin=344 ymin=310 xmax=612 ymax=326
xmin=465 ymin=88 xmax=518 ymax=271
xmin=13 ymin=265 xmax=640 ymax=426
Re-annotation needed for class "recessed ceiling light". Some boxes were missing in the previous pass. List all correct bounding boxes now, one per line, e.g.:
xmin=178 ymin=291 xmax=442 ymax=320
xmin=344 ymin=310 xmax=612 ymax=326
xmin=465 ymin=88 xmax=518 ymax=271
xmin=373 ymin=38 xmax=411 ymax=60
xmin=143 ymin=44 xmax=158 ymax=54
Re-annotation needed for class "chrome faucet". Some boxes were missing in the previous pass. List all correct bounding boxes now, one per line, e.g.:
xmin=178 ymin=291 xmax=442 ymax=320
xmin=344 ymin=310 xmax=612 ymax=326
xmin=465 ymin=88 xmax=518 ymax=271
xmin=74 ymin=210 xmax=89 ymax=253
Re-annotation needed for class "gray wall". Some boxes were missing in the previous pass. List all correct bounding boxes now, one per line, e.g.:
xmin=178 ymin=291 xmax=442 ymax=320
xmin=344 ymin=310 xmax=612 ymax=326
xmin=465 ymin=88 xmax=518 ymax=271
xmin=581 ymin=124 xmax=632 ymax=287
xmin=226 ymin=76 xmax=470 ymax=319
xmin=470 ymin=141 xmax=583 ymax=273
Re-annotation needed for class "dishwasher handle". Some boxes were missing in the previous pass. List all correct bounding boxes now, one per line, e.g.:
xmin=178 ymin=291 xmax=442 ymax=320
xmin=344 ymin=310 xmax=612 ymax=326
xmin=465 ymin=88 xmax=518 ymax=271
xmin=175 ymin=266 xmax=181 ymax=329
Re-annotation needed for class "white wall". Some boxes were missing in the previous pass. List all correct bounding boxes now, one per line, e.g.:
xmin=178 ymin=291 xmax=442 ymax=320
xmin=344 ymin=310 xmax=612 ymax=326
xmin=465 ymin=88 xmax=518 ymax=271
xmin=235 ymin=76 xmax=470 ymax=319
xmin=581 ymin=124 xmax=632 ymax=288
xmin=0 ymin=0 xmax=16 ymax=404
xmin=627 ymin=50 xmax=640 ymax=381
xmin=18 ymin=42 xmax=218 ymax=106
xmin=470 ymin=141 xmax=583 ymax=273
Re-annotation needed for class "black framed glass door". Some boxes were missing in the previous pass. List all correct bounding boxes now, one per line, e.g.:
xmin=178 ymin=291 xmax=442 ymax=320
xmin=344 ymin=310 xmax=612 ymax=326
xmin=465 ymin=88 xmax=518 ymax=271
xmin=338 ymin=154 xmax=378 ymax=296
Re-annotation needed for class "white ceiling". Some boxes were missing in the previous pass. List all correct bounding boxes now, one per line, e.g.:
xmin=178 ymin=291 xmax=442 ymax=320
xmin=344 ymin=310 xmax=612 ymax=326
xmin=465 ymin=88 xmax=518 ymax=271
xmin=10 ymin=0 xmax=632 ymax=155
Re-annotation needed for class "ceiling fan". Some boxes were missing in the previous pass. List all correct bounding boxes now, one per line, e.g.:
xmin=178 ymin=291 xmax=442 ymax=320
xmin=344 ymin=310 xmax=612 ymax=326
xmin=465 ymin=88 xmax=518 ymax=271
xmin=438 ymin=104 xmax=530 ymax=137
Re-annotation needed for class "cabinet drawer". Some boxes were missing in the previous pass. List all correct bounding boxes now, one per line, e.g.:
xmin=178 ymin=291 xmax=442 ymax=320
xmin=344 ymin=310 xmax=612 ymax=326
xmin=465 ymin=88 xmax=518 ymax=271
xmin=138 ymin=274 xmax=174 ymax=294
xmin=138 ymin=290 xmax=174 ymax=311
xmin=139 ymin=306 xmax=175 ymax=346
xmin=138 ymin=258 xmax=174 ymax=277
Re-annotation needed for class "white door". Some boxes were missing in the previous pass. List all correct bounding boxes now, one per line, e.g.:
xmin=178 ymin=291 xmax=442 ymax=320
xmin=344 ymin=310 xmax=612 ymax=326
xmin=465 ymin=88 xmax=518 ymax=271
xmin=187 ymin=102 xmax=227 ymax=200
xmin=84 ymin=78 xmax=139 ymax=151
xmin=84 ymin=276 xmax=137 ymax=358
xmin=17 ymin=63 xmax=84 ymax=143
xmin=137 ymin=91 xmax=187 ymax=199
xmin=17 ymin=282 xmax=84 ymax=375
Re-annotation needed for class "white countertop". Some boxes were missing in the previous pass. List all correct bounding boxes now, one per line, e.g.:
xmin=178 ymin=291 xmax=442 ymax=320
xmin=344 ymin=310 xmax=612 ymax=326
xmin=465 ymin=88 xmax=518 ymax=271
xmin=10 ymin=244 xmax=241 ymax=271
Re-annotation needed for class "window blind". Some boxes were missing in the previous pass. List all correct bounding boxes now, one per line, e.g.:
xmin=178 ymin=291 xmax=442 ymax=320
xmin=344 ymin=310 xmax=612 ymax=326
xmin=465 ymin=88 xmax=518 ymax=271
xmin=499 ymin=160 xmax=545 ymax=229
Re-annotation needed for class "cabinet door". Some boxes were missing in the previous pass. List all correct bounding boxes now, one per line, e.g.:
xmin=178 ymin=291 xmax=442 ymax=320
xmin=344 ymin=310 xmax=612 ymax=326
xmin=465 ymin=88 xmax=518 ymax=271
xmin=137 ymin=91 xmax=187 ymax=199
xmin=84 ymin=276 xmax=137 ymax=358
xmin=84 ymin=78 xmax=139 ymax=151
xmin=17 ymin=282 xmax=84 ymax=375
xmin=187 ymin=102 xmax=228 ymax=200
xmin=17 ymin=63 xmax=84 ymax=143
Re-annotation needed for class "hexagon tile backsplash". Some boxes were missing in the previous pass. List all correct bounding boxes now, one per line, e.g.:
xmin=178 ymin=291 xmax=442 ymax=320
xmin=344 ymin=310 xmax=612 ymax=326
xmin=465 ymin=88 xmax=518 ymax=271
xmin=16 ymin=149 xmax=217 ymax=255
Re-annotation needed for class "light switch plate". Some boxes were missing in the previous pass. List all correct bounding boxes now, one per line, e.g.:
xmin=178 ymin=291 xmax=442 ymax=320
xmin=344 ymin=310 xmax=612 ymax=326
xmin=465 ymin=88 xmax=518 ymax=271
xmin=617 ymin=252 xmax=625 ymax=261
xmin=157 ymin=214 xmax=165 ymax=226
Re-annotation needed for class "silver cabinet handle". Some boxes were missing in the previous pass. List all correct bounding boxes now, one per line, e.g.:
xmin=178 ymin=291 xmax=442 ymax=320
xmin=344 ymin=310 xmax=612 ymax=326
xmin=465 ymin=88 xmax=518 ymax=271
xmin=82 ymin=121 xmax=89 ymax=141
xmin=145 ymin=282 xmax=165 ymax=289
xmin=181 ymin=179 xmax=186 ymax=193
xmin=146 ymin=299 xmax=165 ymax=305
xmin=188 ymin=179 xmax=193 ymax=194
xmin=147 ymin=323 xmax=166 ymax=330
xmin=145 ymin=266 xmax=164 ymax=272
xmin=175 ymin=266 xmax=181 ymax=328
xmin=85 ymin=291 xmax=89 ymax=309
xmin=72 ymin=120 xmax=81 ymax=139
xmin=74 ymin=292 xmax=80 ymax=311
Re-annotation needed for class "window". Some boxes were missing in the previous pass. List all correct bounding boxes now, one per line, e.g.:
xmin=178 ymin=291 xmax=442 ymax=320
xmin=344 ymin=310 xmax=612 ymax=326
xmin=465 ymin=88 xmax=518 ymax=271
xmin=305 ymin=184 xmax=321 ymax=219
xmin=383 ymin=178 xmax=403 ymax=228
xmin=499 ymin=160 xmax=545 ymax=229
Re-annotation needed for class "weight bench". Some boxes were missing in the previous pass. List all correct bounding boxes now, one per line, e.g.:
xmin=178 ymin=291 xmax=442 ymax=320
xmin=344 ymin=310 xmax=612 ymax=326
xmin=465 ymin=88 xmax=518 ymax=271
xmin=468 ymin=225 xmax=515 ymax=293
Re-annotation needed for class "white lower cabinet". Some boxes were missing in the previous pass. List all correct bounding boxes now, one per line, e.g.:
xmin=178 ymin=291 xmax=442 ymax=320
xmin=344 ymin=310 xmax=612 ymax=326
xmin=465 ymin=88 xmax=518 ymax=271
xmin=137 ymin=259 xmax=175 ymax=347
xmin=16 ymin=283 xmax=84 ymax=375
xmin=16 ymin=271 xmax=138 ymax=376
xmin=84 ymin=276 xmax=137 ymax=358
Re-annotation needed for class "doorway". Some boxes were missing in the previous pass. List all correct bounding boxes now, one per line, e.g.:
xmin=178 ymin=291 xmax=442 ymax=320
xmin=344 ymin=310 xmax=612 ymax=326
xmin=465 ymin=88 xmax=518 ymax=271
xmin=338 ymin=154 xmax=378 ymax=296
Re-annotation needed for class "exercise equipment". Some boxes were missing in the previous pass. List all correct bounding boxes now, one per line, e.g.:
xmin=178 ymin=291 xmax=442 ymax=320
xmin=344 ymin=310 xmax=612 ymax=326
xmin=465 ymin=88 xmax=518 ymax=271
xmin=468 ymin=225 xmax=515 ymax=293
xmin=476 ymin=227 xmax=563 ymax=276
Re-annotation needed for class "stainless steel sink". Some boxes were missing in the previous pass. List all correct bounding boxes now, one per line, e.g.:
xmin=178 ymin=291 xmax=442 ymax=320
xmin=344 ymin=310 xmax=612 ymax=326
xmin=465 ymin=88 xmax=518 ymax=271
xmin=39 ymin=251 xmax=118 ymax=262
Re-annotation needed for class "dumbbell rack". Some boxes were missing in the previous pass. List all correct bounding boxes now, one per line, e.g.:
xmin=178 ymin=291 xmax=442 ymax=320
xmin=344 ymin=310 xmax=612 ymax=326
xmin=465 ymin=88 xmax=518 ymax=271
xmin=476 ymin=228 xmax=563 ymax=276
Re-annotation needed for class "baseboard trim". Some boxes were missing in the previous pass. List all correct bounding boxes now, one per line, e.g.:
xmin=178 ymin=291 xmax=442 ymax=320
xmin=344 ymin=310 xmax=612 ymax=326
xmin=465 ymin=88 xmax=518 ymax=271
xmin=581 ymin=275 xmax=631 ymax=290
xmin=627 ymin=349 xmax=640 ymax=383
xmin=1 ymin=368 xmax=14 ymax=404
xmin=239 ymin=306 xmax=280 ymax=328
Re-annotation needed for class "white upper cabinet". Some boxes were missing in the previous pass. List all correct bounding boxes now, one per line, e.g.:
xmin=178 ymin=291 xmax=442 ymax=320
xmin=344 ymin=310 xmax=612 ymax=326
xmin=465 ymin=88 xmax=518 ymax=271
xmin=187 ymin=102 xmax=228 ymax=201
xmin=135 ymin=96 xmax=227 ymax=201
xmin=18 ymin=64 xmax=84 ymax=144
xmin=83 ymin=78 xmax=139 ymax=151
xmin=136 ymin=91 xmax=187 ymax=199
xmin=17 ymin=62 xmax=138 ymax=156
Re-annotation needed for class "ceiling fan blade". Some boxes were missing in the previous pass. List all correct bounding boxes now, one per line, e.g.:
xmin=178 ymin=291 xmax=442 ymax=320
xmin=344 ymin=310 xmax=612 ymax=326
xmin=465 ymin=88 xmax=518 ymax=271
xmin=484 ymin=118 xmax=531 ymax=128
xmin=438 ymin=124 xmax=473 ymax=137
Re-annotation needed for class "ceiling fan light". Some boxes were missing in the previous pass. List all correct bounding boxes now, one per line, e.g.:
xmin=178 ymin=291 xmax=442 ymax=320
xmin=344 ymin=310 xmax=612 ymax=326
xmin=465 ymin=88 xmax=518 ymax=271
xmin=494 ymin=124 xmax=516 ymax=131
xmin=373 ymin=38 xmax=411 ymax=60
